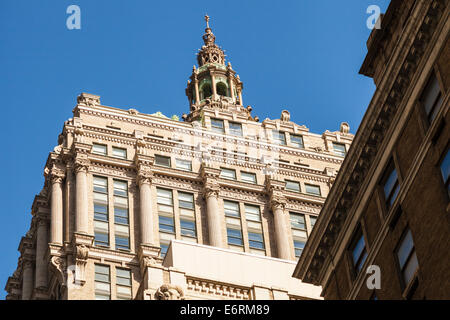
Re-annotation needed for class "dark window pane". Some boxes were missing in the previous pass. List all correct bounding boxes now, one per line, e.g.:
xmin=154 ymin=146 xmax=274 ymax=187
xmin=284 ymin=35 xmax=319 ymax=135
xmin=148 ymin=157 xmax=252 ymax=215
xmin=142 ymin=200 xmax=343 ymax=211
xmin=155 ymin=155 xmax=171 ymax=167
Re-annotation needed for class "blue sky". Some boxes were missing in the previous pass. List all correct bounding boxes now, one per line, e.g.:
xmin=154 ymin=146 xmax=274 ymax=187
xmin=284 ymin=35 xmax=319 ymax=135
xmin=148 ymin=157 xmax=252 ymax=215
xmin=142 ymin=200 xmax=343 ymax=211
xmin=0 ymin=0 xmax=390 ymax=299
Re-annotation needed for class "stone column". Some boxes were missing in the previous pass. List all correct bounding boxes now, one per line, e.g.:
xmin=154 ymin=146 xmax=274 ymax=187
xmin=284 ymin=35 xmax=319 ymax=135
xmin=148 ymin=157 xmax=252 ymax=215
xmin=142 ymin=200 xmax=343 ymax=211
xmin=201 ymin=166 xmax=223 ymax=247
xmin=75 ymin=159 xmax=89 ymax=234
xmin=194 ymin=79 xmax=200 ymax=105
xmin=138 ymin=174 xmax=154 ymax=245
xmin=205 ymin=189 xmax=222 ymax=247
xmin=35 ymin=218 xmax=48 ymax=288
xmin=22 ymin=260 xmax=33 ymax=300
xmin=271 ymin=198 xmax=291 ymax=260
xmin=228 ymin=76 xmax=235 ymax=101
xmin=238 ymin=89 xmax=243 ymax=106
xmin=50 ymin=170 xmax=64 ymax=244
xmin=210 ymin=72 xmax=217 ymax=101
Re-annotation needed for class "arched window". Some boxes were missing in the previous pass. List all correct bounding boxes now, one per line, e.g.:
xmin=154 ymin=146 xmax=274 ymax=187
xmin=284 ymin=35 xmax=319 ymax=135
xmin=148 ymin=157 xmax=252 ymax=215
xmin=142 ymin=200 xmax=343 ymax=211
xmin=216 ymin=82 xmax=228 ymax=97
xmin=200 ymin=83 xmax=212 ymax=100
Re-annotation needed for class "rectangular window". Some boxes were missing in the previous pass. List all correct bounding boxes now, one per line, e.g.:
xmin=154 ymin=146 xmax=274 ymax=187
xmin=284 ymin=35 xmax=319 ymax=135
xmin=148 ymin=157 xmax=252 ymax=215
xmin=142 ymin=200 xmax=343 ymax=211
xmin=272 ymin=130 xmax=286 ymax=145
xmin=95 ymin=265 xmax=111 ymax=300
xmin=421 ymin=72 xmax=443 ymax=122
xmin=112 ymin=147 xmax=127 ymax=159
xmin=160 ymin=241 xmax=170 ymax=257
xmin=241 ymin=172 xmax=257 ymax=184
xmin=285 ymin=180 xmax=300 ymax=192
xmin=244 ymin=204 xmax=261 ymax=222
xmin=176 ymin=159 xmax=192 ymax=171
xmin=333 ymin=142 xmax=346 ymax=157
xmin=382 ymin=160 xmax=400 ymax=208
xmin=227 ymin=226 xmax=243 ymax=246
xmin=350 ymin=229 xmax=368 ymax=274
xmin=396 ymin=229 xmax=419 ymax=287
xmin=94 ymin=176 xmax=109 ymax=247
xmin=224 ymin=200 xmax=240 ymax=217
xmin=305 ymin=184 xmax=321 ymax=196
xmin=248 ymin=231 xmax=264 ymax=250
xmin=116 ymin=268 xmax=132 ymax=300
xmin=245 ymin=204 xmax=265 ymax=254
xmin=157 ymin=188 xmax=174 ymax=234
xmin=290 ymin=213 xmax=306 ymax=230
xmin=229 ymin=122 xmax=243 ymax=136
xmin=220 ymin=168 xmax=237 ymax=180
xmin=294 ymin=240 xmax=306 ymax=258
xmin=155 ymin=155 xmax=171 ymax=168
xmin=440 ymin=148 xmax=450 ymax=197
xmin=113 ymin=180 xmax=129 ymax=251
xmin=178 ymin=192 xmax=196 ymax=239
xmin=291 ymin=135 xmax=304 ymax=148
xmin=92 ymin=143 xmax=107 ymax=156
xmin=211 ymin=119 xmax=225 ymax=133
xmin=310 ymin=216 xmax=317 ymax=229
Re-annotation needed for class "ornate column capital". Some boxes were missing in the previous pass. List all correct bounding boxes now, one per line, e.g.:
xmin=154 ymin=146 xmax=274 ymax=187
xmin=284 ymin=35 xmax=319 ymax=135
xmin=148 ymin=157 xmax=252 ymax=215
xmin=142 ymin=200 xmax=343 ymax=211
xmin=201 ymin=165 xmax=221 ymax=199
xmin=74 ymin=157 xmax=90 ymax=174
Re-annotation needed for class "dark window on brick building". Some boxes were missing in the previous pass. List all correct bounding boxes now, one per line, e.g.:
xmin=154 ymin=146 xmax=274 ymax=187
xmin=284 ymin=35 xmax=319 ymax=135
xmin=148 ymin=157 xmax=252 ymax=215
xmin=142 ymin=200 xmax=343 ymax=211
xmin=381 ymin=159 xmax=400 ymax=208
xmin=440 ymin=148 xmax=450 ymax=197
xmin=349 ymin=227 xmax=368 ymax=274
xmin=420 ymin=72 xmax=443 ymax=123
xmin=396 ymin=228 xmax=419 ymax=288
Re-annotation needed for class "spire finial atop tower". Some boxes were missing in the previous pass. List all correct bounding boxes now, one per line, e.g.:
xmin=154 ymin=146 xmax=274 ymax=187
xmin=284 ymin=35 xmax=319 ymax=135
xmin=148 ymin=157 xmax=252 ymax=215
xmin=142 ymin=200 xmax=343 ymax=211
xmin=205 ymin=14 xmax=210 ymax=29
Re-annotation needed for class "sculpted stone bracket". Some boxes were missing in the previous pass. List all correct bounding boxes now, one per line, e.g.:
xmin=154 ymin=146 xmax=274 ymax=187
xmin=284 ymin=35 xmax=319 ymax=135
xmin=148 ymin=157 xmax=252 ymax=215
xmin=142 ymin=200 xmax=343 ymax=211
xmin=72 ymin=233 xmax=94 ymax=286
xmin=138 ymin=244 xmax=161 ymax=275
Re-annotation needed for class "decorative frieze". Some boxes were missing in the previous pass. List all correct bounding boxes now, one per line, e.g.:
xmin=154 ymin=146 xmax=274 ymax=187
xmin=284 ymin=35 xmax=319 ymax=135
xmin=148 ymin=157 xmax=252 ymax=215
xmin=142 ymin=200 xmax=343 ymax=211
xmin=186 ymin=278 xmax=250 ymax=300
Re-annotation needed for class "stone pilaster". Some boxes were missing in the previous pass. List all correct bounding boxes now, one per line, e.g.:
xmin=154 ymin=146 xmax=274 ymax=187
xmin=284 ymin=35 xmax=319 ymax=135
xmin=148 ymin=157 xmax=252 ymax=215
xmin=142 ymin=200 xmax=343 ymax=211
xmin=201 ymin=166 xmax=223 ymax=248
xmin=35 ymin=216 xmax=49 ymax=289
xmin=21 ymin=259 xmax=34 ymax=300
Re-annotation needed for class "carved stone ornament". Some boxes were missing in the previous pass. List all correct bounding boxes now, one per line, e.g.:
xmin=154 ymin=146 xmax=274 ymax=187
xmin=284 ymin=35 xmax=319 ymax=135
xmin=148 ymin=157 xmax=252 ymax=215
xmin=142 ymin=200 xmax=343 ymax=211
xmin=77 ymin=93 xmax=100 ymax=107
xmin=50 ymin=256 xmax=67 ymax=287
xmin=50 ymin=167 xmax=65 ymax=184
xmin=281 ymin=110 xmax=291 ymax=122
xmin=74 ymin=244 xmax=89 ymax=285
xmin=154 ymin=284 xmax=185 ymax=300
xmin=74 ymin=157 xmax=90 ymax=173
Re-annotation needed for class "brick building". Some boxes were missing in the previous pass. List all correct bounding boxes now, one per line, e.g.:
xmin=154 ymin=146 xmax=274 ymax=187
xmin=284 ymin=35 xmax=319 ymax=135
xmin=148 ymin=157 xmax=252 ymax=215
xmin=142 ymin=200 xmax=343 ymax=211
xmin=293 ymin=0 xmax=449 ymax=299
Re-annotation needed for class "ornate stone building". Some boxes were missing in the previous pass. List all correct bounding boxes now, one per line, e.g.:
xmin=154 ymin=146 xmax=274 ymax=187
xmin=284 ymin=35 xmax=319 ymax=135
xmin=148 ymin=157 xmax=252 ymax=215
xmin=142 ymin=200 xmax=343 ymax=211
xmin=5 ymin=16 xmax=353 ymax=300
xmin=293 ymin=0 xmax=449 ymax=299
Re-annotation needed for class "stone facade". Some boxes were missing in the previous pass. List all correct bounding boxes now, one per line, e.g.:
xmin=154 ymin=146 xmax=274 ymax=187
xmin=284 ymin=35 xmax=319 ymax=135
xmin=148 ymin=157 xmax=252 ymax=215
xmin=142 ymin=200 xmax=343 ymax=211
xmin=293 ymin=0 xmax=450 ymax=300
xmin=5 ymin=16 xmax=353 ymax=300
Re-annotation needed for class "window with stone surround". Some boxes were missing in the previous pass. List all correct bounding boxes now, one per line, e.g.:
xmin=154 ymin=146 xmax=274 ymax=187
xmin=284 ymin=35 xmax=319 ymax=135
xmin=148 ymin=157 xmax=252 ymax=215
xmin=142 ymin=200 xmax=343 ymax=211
xmin=396 ymin=228 xmax=419 ymax=289
xmin=305 ymin=184 xmax=321 ymax=196
xmin=211 ymin=119 xmax=224 ymax=133
xmin=92 ymin=143 xmax=107 ymax=156
xmin=112 ymin=146 xmax=127 ymax=159
xmin=229 ymin=122 xmax=243 ymax=136
xmin=95 ymin=264 xmax=111 ymax=300
xmin=332 ymin=142 xmax=346 ymax=157
xmin=290 ymin=213 xmax=308 ymax=258
xmin=285 ymin=180 xmax=300 ymax=192
xmin=176 ymin=158 xmax=192 ymax=171
xmin=157 ymin=188 xmax=175 ymax=257
xmin=291 ymin=134 xmax=304 ymax=149
xmin=349 ymin=227 xmax=368 ymax=275
xmin=93 ymin=176 xmax=109 ymax=248
xmin=155 ymin=155 xmax=171 ymax=168
xmin=178 ymin=192 xmax=196 ymax=241
xmin=116 ymin=268 xmax=132 ymax=300
xmin=225 ymin=200 xmax=243 ymax=251
xmin=245 ymin=204 xmax=265 ymax=255
xmin=113 ymin=180 xmax=130 ymax=251
xmin=241 ymin=171 xmax=257 ymax=184
xmin=220 ymin=168 xmax=236 ymax=180
xmin=420 ymin=71 xmax=443 ymax=123
xmin=272 ymin=130 xmax=286 ymax=145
